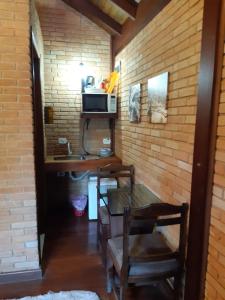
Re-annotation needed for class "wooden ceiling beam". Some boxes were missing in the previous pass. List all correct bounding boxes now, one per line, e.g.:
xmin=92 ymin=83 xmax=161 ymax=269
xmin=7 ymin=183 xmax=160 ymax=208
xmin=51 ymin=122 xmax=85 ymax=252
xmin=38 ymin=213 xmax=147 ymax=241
xmin=110 ymin=0 xmax=138 ymax=20
xmin=62 ymin=0 xmax=122 ymax=35
xmin=112 ymin=0 xmax=171 ymax=56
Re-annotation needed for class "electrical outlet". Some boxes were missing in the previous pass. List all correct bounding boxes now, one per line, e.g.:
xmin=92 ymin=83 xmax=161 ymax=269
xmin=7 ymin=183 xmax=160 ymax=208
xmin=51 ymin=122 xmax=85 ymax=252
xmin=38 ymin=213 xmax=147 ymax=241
xmin=58 ymin=137 xmax=68 ymax=144
xmin=103 ymin=137 xmax=111 ymax=145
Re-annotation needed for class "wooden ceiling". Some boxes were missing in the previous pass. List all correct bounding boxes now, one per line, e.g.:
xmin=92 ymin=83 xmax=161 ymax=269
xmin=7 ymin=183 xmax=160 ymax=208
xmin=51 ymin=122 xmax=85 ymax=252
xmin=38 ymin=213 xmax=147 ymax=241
xmin=36 ymin=0 xmax=170 ymax=55
xmin=90 ymin=0 xmax=141 ymax=25
xmin=62 ymin=0 xmax=141 ymax=35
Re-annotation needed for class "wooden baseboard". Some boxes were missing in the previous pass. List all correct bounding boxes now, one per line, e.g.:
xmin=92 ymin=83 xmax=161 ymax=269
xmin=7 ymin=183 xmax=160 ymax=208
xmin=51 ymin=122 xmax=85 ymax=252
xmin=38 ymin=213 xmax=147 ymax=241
xmin=0 ymin=269 xmax=42 ymax=285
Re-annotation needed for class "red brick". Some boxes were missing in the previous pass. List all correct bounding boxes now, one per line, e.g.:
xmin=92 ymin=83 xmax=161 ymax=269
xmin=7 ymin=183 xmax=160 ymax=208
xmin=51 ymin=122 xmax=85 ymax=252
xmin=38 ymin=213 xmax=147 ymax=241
xmin=0 ymin=0 xmax=38 ymax=274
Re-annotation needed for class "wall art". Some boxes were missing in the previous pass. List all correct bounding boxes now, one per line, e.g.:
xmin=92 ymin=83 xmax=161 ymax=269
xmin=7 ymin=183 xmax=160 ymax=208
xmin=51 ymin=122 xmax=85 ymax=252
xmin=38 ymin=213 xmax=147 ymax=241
xmin=128 ymin=83 xmax=141 ymax=123
xmin=147 ymin=72 xmax=169 ymax=123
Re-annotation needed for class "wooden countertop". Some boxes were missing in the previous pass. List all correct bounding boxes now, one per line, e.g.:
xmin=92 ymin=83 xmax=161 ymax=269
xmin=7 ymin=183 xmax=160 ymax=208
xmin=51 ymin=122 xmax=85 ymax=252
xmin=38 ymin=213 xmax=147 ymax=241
xmin=45 ymin=155 xmax=122 ymax=172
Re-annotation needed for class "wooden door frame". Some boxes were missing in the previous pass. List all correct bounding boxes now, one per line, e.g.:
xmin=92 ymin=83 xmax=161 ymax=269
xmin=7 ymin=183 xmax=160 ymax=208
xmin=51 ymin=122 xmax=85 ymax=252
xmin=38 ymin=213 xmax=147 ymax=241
xmin=31 ymin=31 xmax=46 ymax=268
xmin=184 ymin=0 xmax=225 ymax=299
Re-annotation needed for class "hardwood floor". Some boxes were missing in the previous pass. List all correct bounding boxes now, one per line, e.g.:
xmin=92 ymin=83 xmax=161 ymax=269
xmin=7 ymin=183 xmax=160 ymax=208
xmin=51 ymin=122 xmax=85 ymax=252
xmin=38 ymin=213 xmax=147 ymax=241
xmin=0 ymin=208 xmax=172 ymax=300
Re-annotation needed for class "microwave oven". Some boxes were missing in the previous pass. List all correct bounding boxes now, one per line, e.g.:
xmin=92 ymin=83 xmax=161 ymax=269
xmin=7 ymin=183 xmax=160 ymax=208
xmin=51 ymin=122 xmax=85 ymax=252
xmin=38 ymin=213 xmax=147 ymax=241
xmin=82 ymin=93 xmax=117 ymax=113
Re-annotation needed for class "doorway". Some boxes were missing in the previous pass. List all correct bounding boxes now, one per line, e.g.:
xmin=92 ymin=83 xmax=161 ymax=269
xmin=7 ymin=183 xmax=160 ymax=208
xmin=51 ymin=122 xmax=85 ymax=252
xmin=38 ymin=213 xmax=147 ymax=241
xmin=31 ymin=34 xmax=46 ymax=267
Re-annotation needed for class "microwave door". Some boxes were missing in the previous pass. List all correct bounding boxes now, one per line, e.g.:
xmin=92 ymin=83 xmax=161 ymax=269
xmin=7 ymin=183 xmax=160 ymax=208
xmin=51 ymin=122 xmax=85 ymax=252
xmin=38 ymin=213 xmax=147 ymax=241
xmin=83 ymin=94 xmax=107 ymax=112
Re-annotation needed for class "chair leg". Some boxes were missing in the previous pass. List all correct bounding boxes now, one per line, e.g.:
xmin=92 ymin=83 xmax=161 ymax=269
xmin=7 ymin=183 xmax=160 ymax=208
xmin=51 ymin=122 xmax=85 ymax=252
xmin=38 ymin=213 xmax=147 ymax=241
xmin=97 ymin=220 xmax=100 ymax=249
xmin=174 ymin=274 xmax=183 ymax=300
xmin=106 ymin=266 xmax=113 ymax=293
xmin=106 ymin=246 xmax=114 ymax=293
xmin=102 ymin=239 xmax=107 ymax=267
xmin=101 ymin=224 xmax=111 ymax=268
xmin=119 ymin=285 xmax=127 ymax=300
xmin=98 ymin=226 xmax=106 ymax=267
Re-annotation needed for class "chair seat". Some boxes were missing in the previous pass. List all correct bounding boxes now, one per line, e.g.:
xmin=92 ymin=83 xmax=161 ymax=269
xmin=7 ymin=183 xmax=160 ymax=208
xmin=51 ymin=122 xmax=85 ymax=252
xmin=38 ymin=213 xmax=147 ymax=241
xmin=108 ymin=232 xmax=179 ymax=278
xmin=99 ymin=205 xmax=110 ymax=225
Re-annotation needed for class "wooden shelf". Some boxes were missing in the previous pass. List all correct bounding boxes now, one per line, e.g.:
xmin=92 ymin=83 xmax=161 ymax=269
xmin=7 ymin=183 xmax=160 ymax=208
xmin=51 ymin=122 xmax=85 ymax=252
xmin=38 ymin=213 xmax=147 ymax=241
xmin=45 ymin=156 xmax=122 ymax=172
xmin=80 ymin=113 xmax=117 ymax=119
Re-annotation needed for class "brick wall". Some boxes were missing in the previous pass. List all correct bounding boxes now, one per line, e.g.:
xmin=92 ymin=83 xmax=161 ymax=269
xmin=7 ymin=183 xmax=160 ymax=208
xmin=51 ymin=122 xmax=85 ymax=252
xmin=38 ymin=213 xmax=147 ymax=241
xmin=205 ymin=43 xmax=225 ymax=300
xmin=115 ymin=0 xmax=203 ymax=214
xmin=0 ymin=0 xmax=39 ymax=273
xmin=36 ymin=0 xmax=111 ymax=156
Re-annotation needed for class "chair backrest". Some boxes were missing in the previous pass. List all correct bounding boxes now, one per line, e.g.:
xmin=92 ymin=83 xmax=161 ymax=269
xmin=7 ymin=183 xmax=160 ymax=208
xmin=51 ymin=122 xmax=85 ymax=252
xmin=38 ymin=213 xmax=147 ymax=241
xmin=123 ymin=202 xmax=188 ymax=264
xmin=96 ymin=164 xmax=135 ymax=204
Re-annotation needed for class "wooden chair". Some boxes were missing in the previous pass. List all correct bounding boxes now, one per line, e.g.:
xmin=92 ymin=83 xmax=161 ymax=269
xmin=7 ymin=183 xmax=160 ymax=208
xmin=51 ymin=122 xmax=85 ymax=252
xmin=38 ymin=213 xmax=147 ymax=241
xmin=106 ymin=202 xmax=189 ymax=300
xmin=97 ymin=164 xmax=135 ymax=267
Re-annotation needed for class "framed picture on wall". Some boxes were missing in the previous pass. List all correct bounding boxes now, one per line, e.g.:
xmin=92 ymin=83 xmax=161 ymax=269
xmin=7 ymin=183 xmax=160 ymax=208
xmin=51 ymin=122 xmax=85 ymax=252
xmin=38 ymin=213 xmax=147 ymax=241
xmin=113 ymin=60 xmax=121 ymax=95
xmin=114 ymin=60 xmax=121 ymax=74
xmin=128 ymin=83 xmax=141 ymax=123
xmin=147 ymin=72 xmax=169 ymax=123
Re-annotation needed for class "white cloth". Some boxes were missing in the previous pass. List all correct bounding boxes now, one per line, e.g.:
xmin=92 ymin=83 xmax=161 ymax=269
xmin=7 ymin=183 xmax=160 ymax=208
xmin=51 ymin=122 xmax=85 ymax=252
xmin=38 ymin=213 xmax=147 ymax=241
xmin=15 ymin=291 xmax=100 ymax=300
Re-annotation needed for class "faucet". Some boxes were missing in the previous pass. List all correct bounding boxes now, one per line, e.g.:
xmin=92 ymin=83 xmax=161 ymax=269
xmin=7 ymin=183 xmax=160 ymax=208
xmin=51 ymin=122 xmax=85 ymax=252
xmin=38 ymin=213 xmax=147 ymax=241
xmin=67 ymin=141 xmax=72 ymax=155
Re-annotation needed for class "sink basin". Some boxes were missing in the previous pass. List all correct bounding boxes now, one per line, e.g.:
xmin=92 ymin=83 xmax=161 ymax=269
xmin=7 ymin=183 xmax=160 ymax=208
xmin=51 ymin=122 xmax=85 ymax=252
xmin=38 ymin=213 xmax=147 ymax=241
xmin=54 ymin=155 xmax=85 ymax=161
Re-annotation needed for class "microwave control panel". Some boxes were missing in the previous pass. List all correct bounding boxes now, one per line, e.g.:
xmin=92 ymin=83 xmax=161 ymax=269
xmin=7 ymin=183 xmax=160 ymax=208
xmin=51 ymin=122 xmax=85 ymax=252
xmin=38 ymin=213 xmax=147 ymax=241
xmin=109 ymin=95 xmax=117 ymax=113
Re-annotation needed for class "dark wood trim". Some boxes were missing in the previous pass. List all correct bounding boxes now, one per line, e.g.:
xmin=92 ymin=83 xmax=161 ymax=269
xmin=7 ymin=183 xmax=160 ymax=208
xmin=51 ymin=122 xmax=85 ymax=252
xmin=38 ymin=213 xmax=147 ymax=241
xmin=110 ymin=0 xmax=137 ymax=20
xmin=110 ymin=118 xmax=115 ymax=153
xmin=45 ymin=156 xmax=122 ymax=172
xmin=184 ymin=1 xmax=224 ymax=300
xmin=112 ymin=0 xmax=170 ymax=56
xmin=31 ymin=30 xmax=46 ymax=266
xmin=81 ymin=113 xmax=117 ymax=119
xmin=0 ymin=269 xmax=42 ymax=285
xmin=62 ymin=0 xmax=122 ymax=35
xmin=111 ymin=35 xmax=114 ymax=72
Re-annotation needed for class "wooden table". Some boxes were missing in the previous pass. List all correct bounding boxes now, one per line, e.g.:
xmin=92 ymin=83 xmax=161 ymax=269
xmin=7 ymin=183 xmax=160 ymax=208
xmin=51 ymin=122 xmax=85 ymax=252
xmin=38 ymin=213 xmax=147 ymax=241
xmin=104 ymin=184 xmax=161 ymax=237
